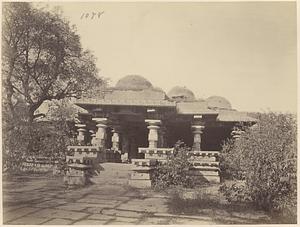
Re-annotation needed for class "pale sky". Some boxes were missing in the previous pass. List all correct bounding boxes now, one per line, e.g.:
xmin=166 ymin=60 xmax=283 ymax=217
xmin=45 ymin=2 xmax=297 ymax=113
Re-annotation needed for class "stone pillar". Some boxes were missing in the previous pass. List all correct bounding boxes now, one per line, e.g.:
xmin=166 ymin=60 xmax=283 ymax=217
xmin=145 ymin=119 xmax=161 ymax=148
xmin=75 ymin=124 xmax=86 ymax=145
xmin=112 ymin=128 xmax=120 ymax=151
xmin=92 ymin=118 xmax=107 ymax=148
xmin=89 ymin=130 xmax=96 ymax=146
xmin=191 ymin=125 xmax=205 ymax=151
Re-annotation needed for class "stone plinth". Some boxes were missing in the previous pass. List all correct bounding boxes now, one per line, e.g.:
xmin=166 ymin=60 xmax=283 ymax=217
xmin=187 ymin=150 xmax=220 ymax=184
xmin=138 ymin=148 xmax=174 ymax=163
xmin=64 ymin=163 xmax=92 ymax=186
xmin=128 ymin=160 xmax=157 ymax=188
xmin=65 ymin=145 xmax=104 ymax=185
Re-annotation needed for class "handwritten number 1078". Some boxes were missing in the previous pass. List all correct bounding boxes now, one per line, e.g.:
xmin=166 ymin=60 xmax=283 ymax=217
xmin=81 ymin=11 xmax=104 ymax=19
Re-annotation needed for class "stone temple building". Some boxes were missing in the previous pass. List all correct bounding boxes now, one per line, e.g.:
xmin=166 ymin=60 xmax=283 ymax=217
xmin=74 ymin=75 xmax=256 ymax=156
xmin=66 ymin=75 xmax=256 ymax=185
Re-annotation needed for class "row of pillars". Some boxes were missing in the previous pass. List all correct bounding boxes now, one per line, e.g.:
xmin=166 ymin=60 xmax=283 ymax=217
xmin=75 ymin=118 xmax=119 ymax=149
xmin=76 ymin=117 xmax=242 ymax=151
xmin=75 ymin=118 xmax=163 ymax=150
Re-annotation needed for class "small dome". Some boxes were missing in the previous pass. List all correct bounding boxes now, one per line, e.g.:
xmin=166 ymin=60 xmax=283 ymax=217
xmin=115 ymin=75 xmax=153 ymax=90
xmin=206 ymin=96 xmax=232 ymax=109
xmin=167 ymin=86 xmax=195 ymax=101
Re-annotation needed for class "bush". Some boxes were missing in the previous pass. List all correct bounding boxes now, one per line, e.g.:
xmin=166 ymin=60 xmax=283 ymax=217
xmin=220 ymin=112 xmax=296 ymax=221
xmin=152 ymin=141 xmax=195 ymax=190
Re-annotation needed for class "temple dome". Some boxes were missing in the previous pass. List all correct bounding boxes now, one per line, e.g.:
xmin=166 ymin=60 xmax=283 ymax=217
xmin=115 ymin=75 xmax=153 ymax=90
xmin=167 ymin=86 xmax=195 ymax=101
xmin=206 ymin=96 xmax=232 ymax=109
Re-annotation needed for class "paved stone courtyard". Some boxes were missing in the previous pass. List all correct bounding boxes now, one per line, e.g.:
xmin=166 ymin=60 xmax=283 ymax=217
xmin=3 ymin=163 xmax=271 ymax=225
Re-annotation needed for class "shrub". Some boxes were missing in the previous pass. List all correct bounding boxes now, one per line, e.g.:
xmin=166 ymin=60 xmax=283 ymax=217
xmin=220 ymin=112 xmax=297 ymax=221
xmin=152 ymin=141 xmax=195 ymax=190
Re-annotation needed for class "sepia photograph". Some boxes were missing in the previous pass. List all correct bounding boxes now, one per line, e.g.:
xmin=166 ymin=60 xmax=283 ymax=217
xmin=1 ymin=1 xmax=297 ymax=225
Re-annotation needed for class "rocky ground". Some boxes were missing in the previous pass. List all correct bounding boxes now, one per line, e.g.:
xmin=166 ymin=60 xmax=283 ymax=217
xmin=3 ymin=163 xmax=271 ymax=225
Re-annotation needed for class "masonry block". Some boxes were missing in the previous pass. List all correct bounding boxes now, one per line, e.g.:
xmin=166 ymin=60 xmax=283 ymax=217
xmin=128 ymin=179 xmax=152 ymax=188
xmin=131 ymin=172 xmax=151 ymax=180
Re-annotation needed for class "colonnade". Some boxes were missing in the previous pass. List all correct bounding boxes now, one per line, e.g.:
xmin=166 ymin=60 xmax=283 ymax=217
xmin=75 ymin=116 xmax=242 ymax=153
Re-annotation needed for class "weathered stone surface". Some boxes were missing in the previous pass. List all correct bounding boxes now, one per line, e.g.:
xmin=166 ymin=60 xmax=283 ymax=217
xmin=87 ymin=213 xmax=116 ymax=220
xmin=56 ymin=203 xmax=91 ymax=211
xmin=169 ymin=218 xmax=217 ymax=225
xmin=77 ymin=197 xmax=121 ymax=206
xmin=30 ymin=208 xmax=89 ymax=220
xmin=114 ymin=216 xmax=140 ymax=223
xmin=42 ymin=218 xmax=74 ymax=225
xmin=118 ymin=198 xmax=169 ymax=213
xmin=231 ymin=211 xmax=270 ymax=220
xmin=140 ymin=217 xmax=170 ymax=224
xmin=7 ymin=216 xmax=47 ymax=225
xmin=131 ymin=172 xmax=151 ymax=180
xmin=32 ymin=199 xmax=67 ymax=208
xmin=3 ymin=204 xmax=27 ymax=214
xmin=145 ymin=153 xmax=168 ymax=160
xmin=128 ymin=179 xmax=152 ymax=188
xmin=4 ymin=207 xmax=40 ymax=223
xmin=73 ymin=219 xmax=108 ymax=225
xmin=107 ymin=221 xmax=134 ymax=225
xmin=102 ymin=209 xmax=144 ymax=218
xmin=64 ymin=175 xmax=87 ymax=186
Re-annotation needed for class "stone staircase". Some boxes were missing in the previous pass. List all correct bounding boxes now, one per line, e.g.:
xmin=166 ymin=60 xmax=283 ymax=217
xmin=90 ymin=163 xmax=133 ymax=185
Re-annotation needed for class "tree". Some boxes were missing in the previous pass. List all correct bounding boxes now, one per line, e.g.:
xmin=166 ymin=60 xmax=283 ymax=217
xmin=2 ymin=2 xmax=103 ymax=123
xmin=2 ymin=2 xmax=105 ymax=172
xmin=220 ymin=112 xmax=297 ymax=222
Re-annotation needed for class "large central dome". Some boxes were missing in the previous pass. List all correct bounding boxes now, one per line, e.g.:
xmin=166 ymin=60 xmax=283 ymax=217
xmin=115 ymin=75 xmax=153 ymax=90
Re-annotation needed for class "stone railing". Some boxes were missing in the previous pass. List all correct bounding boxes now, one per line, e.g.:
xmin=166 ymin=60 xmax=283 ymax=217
xmin=129 ymin=148 xmax=221 ymax=188
xmin=23 ymin=156 xmax=60 ymax=173
xmin=138 ymin=147 xmax=174 ymax=155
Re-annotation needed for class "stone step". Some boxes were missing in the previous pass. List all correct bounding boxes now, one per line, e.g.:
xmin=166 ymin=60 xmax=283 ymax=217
xmin=187 ymin=170 xmax=219 ymax=176
xmin=190 ymin=166 xmax=220 ymax=171
xmin=190 ymin=161 xmax=219 ymax=167
xmin=131 ymin=159 xmax=157 ymax=167
xmin=189 ymin=156 xmax=217 ymax=162
xmin=145 ymin=153 xmax=169 ymax=160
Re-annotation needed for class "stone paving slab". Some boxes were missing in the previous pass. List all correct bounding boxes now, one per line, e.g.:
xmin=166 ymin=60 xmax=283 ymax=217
xmin=169 ymin=217 xmax=217 ymax=225
xmin=87 ymin=213 xmax=116 ymax=221
xmin=29 ymin=208 xmax=89 ymax=221
xmin=3 ymin=165 xmax=273 ymax=225
xmin=102 ymin=209 xmax=144 ymax=218
xmin=32 ymin=199 xmax=68 ymax=208
xmin=113 ymin=216 xmax=140 ymax=223
xmin=73 ymin=219 xmax=109 ymax=225
xmin=4 ymin=207 xmax=41 ymax=223
xmin=7 ymin=216 xmax=47 ymax=225
xmin=42 ymin=218 xmax=74 ymax=225
xmin=139 ymin=217 xmax=171 ymax=224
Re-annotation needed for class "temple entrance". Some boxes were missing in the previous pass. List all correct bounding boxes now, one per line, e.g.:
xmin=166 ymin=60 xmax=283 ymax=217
xmin=119 ymin=121 xmax=148 ymax=160
xmin=166 ymin=121 xmax=193 ymax=148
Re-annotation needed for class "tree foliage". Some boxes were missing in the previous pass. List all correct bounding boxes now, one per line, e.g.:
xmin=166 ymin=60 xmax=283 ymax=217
xmin=152 ymin=141 xmax=195 ymax=190
xmin=2 ymin=2 xmax=105 ymax=173
xmin=220 ymin=112 xmax=297 ymax=220
xmin=2 ymin=2 xmax=103 ymax=122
